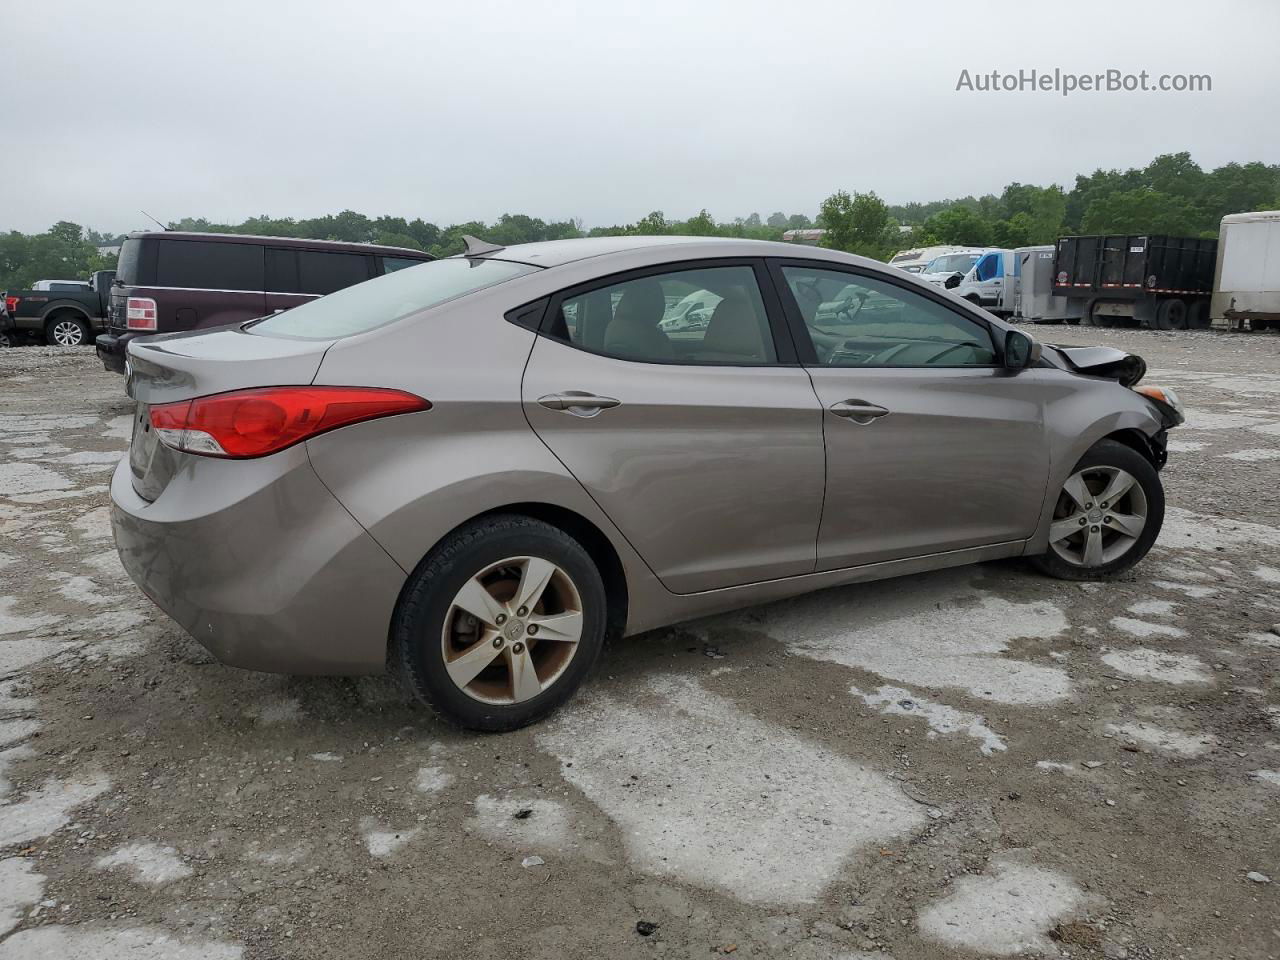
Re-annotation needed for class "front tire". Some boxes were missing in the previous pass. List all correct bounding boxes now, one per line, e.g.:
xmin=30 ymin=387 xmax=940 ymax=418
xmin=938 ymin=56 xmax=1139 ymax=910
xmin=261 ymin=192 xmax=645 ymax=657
xmin=393 ymin=515 xmax=607 ymax=731
xmin=1031 ymin=439 xmax=1164 ymax=581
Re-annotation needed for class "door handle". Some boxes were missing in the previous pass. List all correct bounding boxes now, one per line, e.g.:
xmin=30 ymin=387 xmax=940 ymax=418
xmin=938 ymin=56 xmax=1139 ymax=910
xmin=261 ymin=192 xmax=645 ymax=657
xmin=537 ymin=392 xmax=621 ymax=417
xmin=829 ymin=399 xmax=890 ymax=424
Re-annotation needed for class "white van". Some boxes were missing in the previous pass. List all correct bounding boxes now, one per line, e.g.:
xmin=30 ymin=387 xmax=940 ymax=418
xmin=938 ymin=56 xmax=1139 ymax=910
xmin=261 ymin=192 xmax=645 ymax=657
xmin=1211 ymin=210 xmax=1280 ymax=331
xmin=949 ymin=249 xmax=1017 ymax=317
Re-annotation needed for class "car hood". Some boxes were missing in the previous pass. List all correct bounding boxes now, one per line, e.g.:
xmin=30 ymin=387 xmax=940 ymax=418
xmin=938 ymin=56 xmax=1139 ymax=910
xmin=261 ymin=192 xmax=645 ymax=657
xmin=1045 ymin=344 xmax=1146 ymax=387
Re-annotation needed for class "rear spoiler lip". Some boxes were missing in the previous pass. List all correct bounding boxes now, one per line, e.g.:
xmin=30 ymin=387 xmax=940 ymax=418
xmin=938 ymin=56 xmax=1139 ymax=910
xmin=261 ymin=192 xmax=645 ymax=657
xmin=1049 ymin=344 xmax=1147 ymax=388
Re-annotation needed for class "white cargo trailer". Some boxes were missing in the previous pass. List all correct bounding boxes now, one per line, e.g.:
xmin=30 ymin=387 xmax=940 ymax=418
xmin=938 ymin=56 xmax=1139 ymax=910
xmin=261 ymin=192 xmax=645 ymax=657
xmin=1011 ymin=245 xmax=1085 ymax=324
xmin=1212 ymin=210 xmax=1280 ymax=331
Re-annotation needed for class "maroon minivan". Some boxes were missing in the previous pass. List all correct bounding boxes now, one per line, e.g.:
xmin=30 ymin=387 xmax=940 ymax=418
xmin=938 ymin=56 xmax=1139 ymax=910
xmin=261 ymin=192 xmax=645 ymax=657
xmin=96 ymin=232 xmax=433 ymax=374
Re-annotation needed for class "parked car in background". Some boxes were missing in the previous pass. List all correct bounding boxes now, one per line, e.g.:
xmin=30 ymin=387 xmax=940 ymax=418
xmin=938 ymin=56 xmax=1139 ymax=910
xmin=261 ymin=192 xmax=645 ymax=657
xmin=95 ymin=232 xmax=434 ymax=374
xmin=111 ymin=235 xmax=1183 ymax=732
xmin=888 ymin=245 xmax=980 ymax=276
xmin=1211 ymin=210 xmax=1280 ymax=331
xmin=917 ymin=249 xmax=985 ymax=286
xmin=3 ymin=270 xmax=116 ymax=345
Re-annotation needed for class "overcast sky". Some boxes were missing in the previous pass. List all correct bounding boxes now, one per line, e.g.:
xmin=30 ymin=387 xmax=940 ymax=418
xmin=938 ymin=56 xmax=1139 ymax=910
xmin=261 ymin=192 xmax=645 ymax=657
xmin=4 ymin=0 xmax=1278 ymax=235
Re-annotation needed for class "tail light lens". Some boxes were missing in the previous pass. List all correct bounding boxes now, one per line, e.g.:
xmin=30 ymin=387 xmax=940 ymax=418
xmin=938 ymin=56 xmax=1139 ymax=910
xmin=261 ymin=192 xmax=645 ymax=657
xmin=3 ymin=296 xmax=18 ymax=313
xmin=126 ymin=297 xmax=158 ymax=331
xmin=148 ymin=386 xmax=430 ymax=458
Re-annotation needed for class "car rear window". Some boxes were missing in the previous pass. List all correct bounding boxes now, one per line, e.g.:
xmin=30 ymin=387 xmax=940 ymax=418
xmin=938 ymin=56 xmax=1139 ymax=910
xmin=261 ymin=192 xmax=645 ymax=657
xmin=156 ymin=240 xmax=265 ymax=291
xmin=248 ymin=257 xmax=540 ymax=339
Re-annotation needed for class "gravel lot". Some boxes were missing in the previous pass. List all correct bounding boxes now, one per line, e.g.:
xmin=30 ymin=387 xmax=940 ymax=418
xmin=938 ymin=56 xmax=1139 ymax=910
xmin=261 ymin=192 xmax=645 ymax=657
xmin=0 ymin=329 xmax=1277 ymax=960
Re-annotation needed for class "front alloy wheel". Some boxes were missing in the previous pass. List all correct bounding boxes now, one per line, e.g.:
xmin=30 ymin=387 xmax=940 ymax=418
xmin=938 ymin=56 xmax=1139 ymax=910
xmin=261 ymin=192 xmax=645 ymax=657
xmin=1032 ymin=439 xmax=1164 ymax=581
xmin=1048 ymin=466 xmax=1148 ymax=567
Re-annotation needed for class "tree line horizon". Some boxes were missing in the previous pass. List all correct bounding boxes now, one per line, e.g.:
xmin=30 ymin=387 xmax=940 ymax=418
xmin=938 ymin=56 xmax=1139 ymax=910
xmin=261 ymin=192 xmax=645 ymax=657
xmin=2 ymin=152 xmax=1277 ymax=291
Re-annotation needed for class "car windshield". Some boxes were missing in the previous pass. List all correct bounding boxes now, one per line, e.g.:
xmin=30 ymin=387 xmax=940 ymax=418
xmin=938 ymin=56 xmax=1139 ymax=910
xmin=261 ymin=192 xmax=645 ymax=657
xmin=248 ymin=257 xmax=539 ymax=339
xmin=925 ymin=253 xmax=980 ymax=274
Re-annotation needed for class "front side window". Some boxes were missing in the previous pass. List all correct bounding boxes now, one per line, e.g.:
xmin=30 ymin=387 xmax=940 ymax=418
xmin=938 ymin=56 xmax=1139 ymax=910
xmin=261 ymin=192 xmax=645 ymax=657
xmin=156 ymin=240 xmax=265 ymax=291
xmin=925 ymin=253 xmax=980 ymax=274
xmin=975 ymin=252 xmax=1003 ymax=282
xmin=780 ymin=265 xmax=996 ymax=367
xmin=545 ymin=265 xmax=776 ymax=365
xmin=249 ymin=256 xmax=538 ymax=339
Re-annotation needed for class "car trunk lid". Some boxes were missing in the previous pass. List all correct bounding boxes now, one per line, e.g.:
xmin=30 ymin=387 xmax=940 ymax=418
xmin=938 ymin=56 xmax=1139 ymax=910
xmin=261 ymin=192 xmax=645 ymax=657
xmin=126 ymin=327 xmax=334 ymax=501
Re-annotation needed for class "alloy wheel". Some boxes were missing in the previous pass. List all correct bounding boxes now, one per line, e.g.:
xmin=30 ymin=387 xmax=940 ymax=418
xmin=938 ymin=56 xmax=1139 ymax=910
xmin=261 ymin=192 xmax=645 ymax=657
xmin=51 ymin=320 xmax=85 ymax=346
xmin=1048 ymin=466 xmax=1148 ymax=567
xmin=440 ymin=556 xmax=584 ymax=705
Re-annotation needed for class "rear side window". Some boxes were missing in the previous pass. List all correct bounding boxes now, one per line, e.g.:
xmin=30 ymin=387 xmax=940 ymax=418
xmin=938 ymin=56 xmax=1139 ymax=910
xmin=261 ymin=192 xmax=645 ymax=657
xmin=297 ymin=251 xmax=372 ymax=295
xmin=248 ymin=257 xmax=539 ymax=339
xmin=115 ymin=238 xmax=157 ymax=286
xmin=156 ymin=240 xmax=264 ymax=291
xmin=381 ymin=256 xmax=428 ymax=274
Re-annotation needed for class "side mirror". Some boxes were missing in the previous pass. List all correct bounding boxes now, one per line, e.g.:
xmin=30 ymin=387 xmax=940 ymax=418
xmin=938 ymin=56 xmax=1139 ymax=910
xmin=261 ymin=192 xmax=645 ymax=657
xmin=1004 ymin=329 xmax=1041 ymax=371
xmin=944 ymin=272 xmax=963 ymax=290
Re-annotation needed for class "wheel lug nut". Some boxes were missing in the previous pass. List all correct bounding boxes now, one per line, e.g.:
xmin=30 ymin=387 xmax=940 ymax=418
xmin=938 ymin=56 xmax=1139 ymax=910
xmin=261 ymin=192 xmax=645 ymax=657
xmin=1091 ymin=525 xmax=1100 ymax=532
xmin=492 ymin=637 xmax=504 ymax=648
xmin=1078 ymin=518 xmax=1087 ymax=526
xmin=516 ymin=606 xmax=528 ymax=617
xmin=1103 ymin=516 xmax=1112 ymax=524
xmin=495 ymin=614 xmax=507 ymax=625
xmin=1085 ymin=502 xmax=1093 ymax=509
xmin=512 ymin=641 xmax=525 ymax=654
xmin=1101 ymin=501 xmax=1108 ymax=509
xmin=527 ymin=624 xmax=539 ymax=635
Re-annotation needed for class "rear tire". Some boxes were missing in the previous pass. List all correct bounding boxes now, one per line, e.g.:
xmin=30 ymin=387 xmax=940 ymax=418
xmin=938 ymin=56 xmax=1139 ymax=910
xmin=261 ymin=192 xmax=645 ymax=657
xmin=1156 ymin=298 xmax=1187 ymax=331
xmin=45 ymin=315 xmax=90 ymax=346
xmin=1030 ymin=440 xmax=1164 ymax=581
xmin=394 ymin=514 xmax=607 ymax=731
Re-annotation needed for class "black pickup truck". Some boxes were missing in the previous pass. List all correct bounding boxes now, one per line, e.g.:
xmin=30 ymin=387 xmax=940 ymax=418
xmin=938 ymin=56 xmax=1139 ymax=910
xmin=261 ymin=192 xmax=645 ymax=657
xmin=2 ymin=271 xmax=116 ymax=346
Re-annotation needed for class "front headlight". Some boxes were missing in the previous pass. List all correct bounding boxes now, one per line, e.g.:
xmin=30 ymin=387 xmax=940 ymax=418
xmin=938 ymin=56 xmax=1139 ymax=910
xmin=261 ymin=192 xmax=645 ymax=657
xmin=1133 ymin=384 xmax=1185 ymax=424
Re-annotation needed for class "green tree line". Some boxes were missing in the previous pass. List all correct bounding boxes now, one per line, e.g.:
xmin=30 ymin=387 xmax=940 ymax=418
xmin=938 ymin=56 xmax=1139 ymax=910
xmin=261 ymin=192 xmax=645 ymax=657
xmin=3 ymin=152 xmax=1276 ymax=291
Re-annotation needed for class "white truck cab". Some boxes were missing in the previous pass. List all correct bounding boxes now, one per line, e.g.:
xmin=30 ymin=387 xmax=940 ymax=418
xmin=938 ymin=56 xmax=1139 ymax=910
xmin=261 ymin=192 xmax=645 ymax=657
xmin=951 ymin=249 xmax=1017 ymax=316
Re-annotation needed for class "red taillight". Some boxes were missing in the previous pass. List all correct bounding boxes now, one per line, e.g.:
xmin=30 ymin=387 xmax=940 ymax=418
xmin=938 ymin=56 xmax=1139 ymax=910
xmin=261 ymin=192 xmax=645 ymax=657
xmin=4 ymin=295 xmax=18 ymax=312
xmin=148 ymin=386 xmax=430 ymax=459
xmin=126 ymin=297 xmax=158 ymax=331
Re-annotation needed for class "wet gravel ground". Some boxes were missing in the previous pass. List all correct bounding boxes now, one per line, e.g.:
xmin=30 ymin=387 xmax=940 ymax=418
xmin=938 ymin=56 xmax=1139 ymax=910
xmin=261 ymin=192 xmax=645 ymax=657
xmin=0 ymin=330 xmax=1277 ymax=960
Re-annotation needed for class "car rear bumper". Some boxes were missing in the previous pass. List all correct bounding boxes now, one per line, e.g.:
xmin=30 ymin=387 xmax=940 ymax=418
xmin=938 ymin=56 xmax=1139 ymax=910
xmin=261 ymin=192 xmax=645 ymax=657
xmin=109 ymin=454 xmax=406 ymax=675
xmin=96 ymin=332 xmax=130 ymax=374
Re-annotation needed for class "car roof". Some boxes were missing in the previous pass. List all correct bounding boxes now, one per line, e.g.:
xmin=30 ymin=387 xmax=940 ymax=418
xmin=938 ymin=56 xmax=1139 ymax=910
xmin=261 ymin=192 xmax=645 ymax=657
xmin=125 ymin=231 xmax=431 ymax=258
xmin=485 ymin=235 xmax=882 ymax=269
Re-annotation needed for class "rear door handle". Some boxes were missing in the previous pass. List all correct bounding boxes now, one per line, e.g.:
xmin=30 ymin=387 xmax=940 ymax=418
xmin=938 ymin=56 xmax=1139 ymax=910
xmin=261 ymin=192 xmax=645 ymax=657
xmin=537 ymin=392 xmax=621 ymax=417
xmin=829 ymin=399 xmax=890 ymax=424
